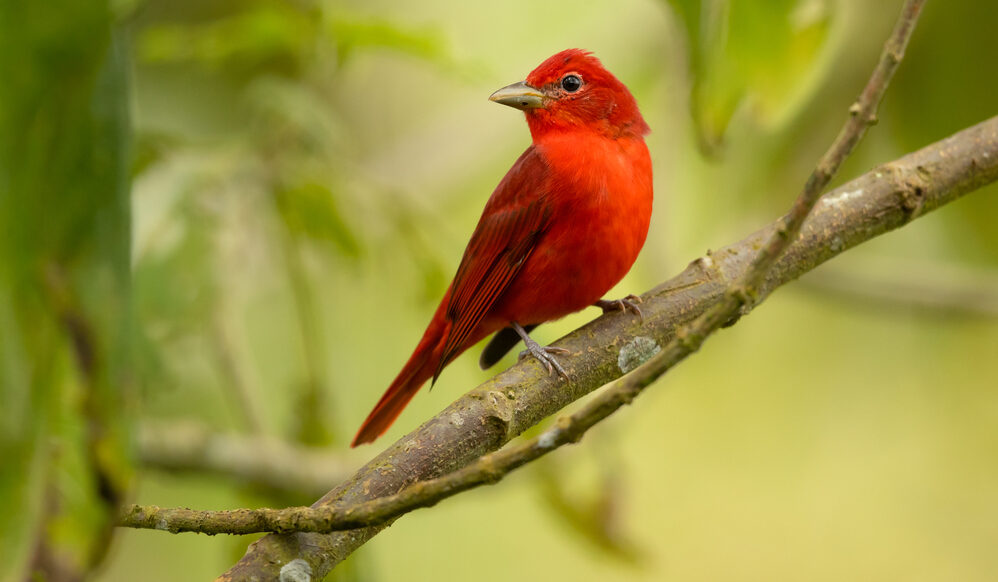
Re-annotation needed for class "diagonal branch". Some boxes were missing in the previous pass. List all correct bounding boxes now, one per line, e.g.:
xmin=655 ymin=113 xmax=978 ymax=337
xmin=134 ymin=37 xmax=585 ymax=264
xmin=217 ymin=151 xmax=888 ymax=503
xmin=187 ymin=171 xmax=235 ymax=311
xmin=138 ymin=421 xmax=360 ymax=498
xmin=800 ymin=258 xmax=998 ymax=319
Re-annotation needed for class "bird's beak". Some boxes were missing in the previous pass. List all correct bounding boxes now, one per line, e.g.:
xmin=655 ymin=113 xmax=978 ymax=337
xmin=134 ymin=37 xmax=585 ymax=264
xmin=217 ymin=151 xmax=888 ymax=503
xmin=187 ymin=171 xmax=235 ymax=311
xmin=489 ymin=81 xmax=546 ymax=110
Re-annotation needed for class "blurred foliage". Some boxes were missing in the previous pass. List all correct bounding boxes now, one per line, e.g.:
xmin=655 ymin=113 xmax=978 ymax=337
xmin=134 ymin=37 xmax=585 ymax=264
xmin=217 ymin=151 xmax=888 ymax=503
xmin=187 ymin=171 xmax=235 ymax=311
xmin=136 ymin=4 xmax=453 ymax=74
xmin=0 ymin=1 xmax=132 ymax=580
xmin=127 ymin=0 xmax=457 ymax=445
xmin=275 ymin=182 xmax=361 ymax=259
xmin=3 ymin=0 xmax=998 ymax=580
xmin=534 ymin=449 xmax=642 ymax=563
xmin=665 ymin=0 xmax=833 ymax=154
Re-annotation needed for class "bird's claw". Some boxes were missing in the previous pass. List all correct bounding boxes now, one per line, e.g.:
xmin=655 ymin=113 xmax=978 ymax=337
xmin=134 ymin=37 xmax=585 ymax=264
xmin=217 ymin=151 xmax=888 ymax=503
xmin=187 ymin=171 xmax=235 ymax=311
xmin=518 ymin=344 xmax=571 ymax=380
xmin=596 ymin=294 xmax=644 ymax=322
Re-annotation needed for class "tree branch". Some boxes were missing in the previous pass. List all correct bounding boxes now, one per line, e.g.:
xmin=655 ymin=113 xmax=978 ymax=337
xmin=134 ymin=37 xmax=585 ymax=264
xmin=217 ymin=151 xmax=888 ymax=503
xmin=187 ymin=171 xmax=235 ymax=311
xmin=800 ymin=258 xmax=998 ymax=319
xmin=138 ymin=422 xmax=359 ymax=498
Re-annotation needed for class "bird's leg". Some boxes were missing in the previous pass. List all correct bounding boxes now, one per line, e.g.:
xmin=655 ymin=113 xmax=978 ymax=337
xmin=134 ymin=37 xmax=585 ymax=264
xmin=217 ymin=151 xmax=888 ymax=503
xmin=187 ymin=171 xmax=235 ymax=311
xmin=512 ymin=321 xmax=570 ymax=379
xmin=595 ymin=294 xmax=644 ymax=322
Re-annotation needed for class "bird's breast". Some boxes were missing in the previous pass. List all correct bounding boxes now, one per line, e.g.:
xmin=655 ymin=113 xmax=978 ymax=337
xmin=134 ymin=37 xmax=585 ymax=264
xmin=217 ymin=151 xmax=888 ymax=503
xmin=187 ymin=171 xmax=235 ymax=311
xmin=491 ymin=134 xmax=653 ymax=325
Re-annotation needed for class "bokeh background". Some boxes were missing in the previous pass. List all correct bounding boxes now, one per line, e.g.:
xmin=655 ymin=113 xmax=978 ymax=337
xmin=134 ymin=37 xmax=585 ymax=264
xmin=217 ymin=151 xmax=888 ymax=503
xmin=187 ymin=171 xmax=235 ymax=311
xmin=3 ymin=0 xmax=997 ymax=580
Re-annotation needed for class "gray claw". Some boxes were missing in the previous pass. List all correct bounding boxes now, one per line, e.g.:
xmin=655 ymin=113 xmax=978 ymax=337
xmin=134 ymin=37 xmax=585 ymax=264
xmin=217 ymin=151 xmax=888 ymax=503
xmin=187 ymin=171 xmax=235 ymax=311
xmin=596 ymin=294 xmax=644 ymax=322
xmin=512 ymin=321 xmax=571 ymax=380
xmin=518 ymin=345 xmax=571 ymax=379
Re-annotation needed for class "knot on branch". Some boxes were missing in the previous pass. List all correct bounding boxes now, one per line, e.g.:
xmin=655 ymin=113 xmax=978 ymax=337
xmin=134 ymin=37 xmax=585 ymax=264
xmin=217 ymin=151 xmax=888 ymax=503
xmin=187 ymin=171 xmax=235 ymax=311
xmin=887 ymin=162 xmax=930 ymax=221
xmin=728 ymin=285 xmax=757 ymax=309
xmin=479 ymin=458 xmax=505 ymax=484
xmin=674 ymin=326 xmax=702 ymax=354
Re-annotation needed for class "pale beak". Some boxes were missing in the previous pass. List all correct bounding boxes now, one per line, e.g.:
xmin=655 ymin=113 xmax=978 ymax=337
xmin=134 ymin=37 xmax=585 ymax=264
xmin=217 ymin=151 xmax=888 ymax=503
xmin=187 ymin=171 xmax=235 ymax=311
xmin=489 ymin=81 xmax=546 ymax=110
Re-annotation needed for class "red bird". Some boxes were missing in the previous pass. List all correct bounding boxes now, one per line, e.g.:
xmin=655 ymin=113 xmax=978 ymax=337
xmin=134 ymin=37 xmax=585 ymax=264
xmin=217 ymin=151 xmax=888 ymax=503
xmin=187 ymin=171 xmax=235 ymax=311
xmin=352 ymin=49 xmax=653 ymax=446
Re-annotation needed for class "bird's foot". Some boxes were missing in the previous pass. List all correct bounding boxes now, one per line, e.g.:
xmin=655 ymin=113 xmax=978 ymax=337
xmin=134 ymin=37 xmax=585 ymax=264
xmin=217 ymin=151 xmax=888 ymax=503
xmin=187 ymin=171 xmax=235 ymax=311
xmin=512 ymin=321 xmax=570 ymax=379
xmin=518 ymin=344 xmax=571 ymax=379
xmin=595 ymin=294 xmax=644 ymax=322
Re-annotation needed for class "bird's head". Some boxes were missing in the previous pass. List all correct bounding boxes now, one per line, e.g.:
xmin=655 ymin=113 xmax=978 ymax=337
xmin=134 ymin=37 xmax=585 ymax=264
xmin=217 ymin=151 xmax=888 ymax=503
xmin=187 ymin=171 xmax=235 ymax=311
xmin=489 ymin=49 xmax=649 ymax=140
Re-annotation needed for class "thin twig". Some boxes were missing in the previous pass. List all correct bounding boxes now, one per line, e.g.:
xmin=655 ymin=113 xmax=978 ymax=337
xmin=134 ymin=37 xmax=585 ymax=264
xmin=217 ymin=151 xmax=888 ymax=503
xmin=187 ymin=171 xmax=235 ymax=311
xmin=209 ymin=315 xmax=266 ymax=434
xmin=138 ymin=421 xmax=359 ymax=498
xmin=800 ymin=258 xmax=998 ymax=319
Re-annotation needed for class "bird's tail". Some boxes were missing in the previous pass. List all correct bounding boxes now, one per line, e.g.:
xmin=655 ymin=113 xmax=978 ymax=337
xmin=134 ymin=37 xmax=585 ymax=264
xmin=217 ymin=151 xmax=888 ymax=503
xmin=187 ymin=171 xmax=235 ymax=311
xmin=351 ymin=303 xmax=450 ymax=447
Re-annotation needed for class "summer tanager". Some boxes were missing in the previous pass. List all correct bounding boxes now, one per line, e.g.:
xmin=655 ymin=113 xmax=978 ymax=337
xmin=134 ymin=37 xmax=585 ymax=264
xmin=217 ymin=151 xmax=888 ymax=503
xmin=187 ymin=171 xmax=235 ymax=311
xmin=352 ymin=49 xmax=653 ymax=446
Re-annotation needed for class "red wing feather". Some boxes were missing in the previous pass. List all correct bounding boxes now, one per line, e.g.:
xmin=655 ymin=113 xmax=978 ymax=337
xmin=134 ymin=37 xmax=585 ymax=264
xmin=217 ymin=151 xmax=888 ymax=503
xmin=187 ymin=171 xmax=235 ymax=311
xmin=433 ymin=148 xmax=553 ymax=379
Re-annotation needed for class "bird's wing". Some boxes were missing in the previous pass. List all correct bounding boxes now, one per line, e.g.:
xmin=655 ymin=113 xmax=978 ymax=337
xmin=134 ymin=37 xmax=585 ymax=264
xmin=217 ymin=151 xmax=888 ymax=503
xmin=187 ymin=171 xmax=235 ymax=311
xmin=434 ymin=147 xmax=552 ymax=380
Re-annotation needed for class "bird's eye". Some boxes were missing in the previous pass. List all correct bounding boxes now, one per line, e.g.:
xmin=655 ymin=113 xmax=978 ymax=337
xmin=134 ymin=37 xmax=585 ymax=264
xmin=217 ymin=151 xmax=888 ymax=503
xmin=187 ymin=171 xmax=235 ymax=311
xmin=560 ymin=74 xmax=582 ymax=93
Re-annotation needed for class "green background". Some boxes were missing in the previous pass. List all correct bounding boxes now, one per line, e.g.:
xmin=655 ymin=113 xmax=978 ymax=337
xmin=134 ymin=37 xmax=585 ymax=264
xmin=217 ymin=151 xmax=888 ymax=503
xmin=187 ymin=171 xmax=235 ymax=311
xmin=2 ymin=0 xmax=997 ymax=580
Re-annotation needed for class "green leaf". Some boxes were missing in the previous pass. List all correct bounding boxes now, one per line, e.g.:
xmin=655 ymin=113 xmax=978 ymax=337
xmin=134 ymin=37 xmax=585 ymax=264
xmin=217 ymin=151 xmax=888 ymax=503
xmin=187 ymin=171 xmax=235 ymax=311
xmin=275 ymin=182 xmax=361 ymax=259
xmin=327 ymin=13 xmax=451 ymax=66
xmin=666 ymin=0 xmax=834 ymax=153
xmin=138 ymin=3 xmax=318 ymax=76
xmin=0 ymin=0 xmax=132 ymax=577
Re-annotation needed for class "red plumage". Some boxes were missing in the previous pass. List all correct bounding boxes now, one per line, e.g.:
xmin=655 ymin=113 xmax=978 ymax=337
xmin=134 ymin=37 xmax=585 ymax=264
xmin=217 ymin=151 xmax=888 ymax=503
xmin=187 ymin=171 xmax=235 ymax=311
xmin=352 ymin=49 xmax=653 ymax=446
